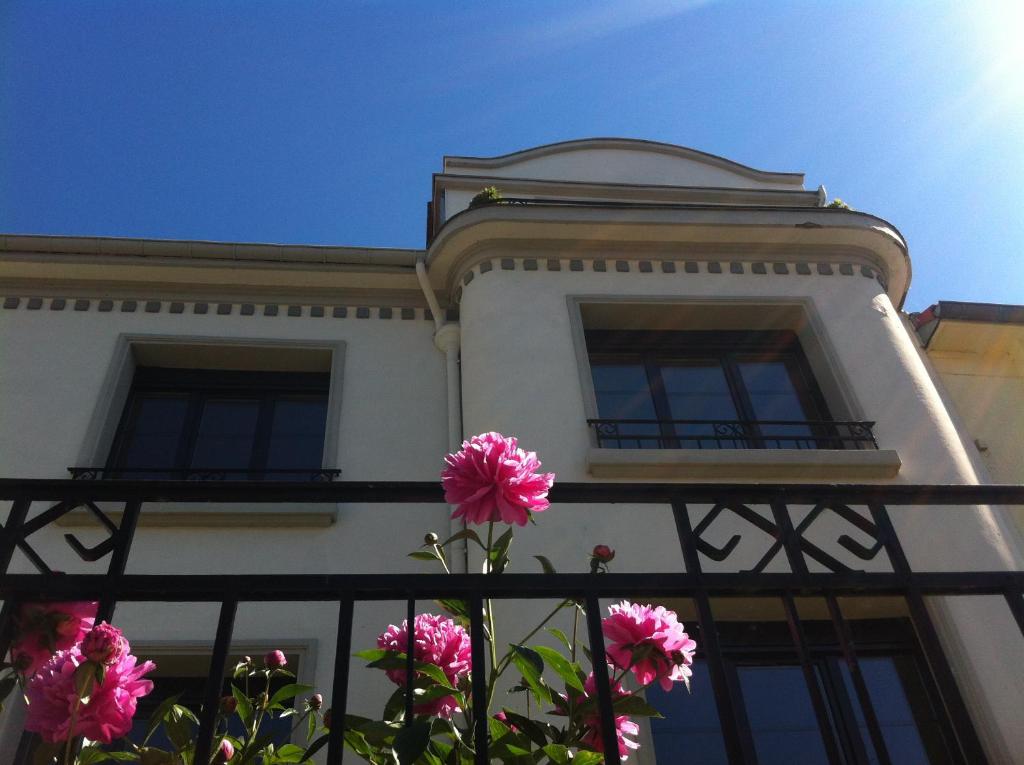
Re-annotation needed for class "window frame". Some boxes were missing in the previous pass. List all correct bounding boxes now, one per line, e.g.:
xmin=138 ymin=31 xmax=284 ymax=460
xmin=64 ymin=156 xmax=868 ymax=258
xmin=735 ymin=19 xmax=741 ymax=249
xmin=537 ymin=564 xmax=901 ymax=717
xmin=648 ymin=616 xmax=960 ymax=764
xmin=106 ymin=367 xmax=331 ymax=479
xmin=586 ymin=329 xmax=838 ymax=449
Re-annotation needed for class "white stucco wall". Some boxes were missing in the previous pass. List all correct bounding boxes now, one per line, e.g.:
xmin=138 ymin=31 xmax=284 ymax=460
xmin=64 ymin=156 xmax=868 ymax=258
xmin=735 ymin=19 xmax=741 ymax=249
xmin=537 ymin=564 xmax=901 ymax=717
xmin=0 ymin=302 xmax=453 ymax=753
xmin=457 ymin=257 xmax=1024 ymax=762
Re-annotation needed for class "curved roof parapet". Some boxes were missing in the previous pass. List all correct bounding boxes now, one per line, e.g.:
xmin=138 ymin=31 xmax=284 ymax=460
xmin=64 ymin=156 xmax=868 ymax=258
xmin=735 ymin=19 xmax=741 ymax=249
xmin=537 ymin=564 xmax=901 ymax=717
xmin=442 ymin=138 xmax=806 ymax=190
xmin=425 ymin=202 xmax=912 ymax=308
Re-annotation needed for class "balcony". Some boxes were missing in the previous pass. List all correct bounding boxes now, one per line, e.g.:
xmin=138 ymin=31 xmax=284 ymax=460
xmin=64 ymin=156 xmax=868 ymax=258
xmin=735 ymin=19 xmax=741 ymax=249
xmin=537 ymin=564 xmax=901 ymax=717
xmin=1 ymin=479 xmax=1022 ymax=764
xmin=587 ymin=419 xmax=879 ymax=450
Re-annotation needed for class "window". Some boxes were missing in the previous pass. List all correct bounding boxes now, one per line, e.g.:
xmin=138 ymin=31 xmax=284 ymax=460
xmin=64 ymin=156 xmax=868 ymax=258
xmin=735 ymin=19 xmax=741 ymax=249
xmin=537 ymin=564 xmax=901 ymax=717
xmin=125 ymin=651 xmax=301 ymax=749
xmin=587 ymin=330 xmax=875 ymax=450
xmin=106 ymin=368 xmax=330 ymax=480
xmin=648 ymin=619 xmax=956 ymax=764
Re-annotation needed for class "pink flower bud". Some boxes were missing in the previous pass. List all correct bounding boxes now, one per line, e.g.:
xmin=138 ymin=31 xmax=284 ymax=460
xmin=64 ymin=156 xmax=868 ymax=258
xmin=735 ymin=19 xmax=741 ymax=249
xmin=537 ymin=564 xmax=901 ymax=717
xmin=81 ymin=622 xmax=128 ymax=666
xmin=263 ymin=650 xmax=287 ymax=669
xmin=214 ymin=738 xmax=234 ymax=763
xmin=220 ymin=695 xmax=237 ymax=714
xmin=592 ymin=545 xmax=615 ymax=563
xmin=308 ymin=693 xmax=323 ymax=710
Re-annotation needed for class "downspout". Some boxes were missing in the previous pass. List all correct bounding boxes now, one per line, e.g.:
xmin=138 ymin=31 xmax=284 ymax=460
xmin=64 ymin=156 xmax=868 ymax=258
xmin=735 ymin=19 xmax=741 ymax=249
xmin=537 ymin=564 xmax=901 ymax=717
xmin=416 ymin=258 xmax=467 ymax=573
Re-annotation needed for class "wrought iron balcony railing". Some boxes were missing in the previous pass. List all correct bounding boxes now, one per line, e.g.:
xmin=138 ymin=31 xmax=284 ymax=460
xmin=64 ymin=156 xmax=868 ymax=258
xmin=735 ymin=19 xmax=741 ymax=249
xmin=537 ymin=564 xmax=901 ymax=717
xmin=1 ymin=478 xmax=1022 ymax=764
xmin=67 ymin=466 xmax=343 ymax=481
xmin=588 ymin=418 xmax=879 ymax=450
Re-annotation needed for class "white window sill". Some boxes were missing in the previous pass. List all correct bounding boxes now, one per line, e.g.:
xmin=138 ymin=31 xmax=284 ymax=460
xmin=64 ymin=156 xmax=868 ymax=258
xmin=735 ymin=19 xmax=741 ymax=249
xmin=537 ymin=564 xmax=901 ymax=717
xmin=587 ymin=448 xmax=901 ymax=480
xmin=56 ymin=505 xmax=337 ymax=528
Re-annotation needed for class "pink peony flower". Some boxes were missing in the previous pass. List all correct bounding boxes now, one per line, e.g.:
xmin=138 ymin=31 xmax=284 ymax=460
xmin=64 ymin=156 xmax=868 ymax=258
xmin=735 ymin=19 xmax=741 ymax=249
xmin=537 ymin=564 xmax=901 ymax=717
xmin=24 ymin=646 xmax=155 ymax=744
xmin=81 ymin=622 xmax=127 ymax=666
xmin=576 ymin=673 xmax=641 ymax=760
xmin=215 ymin=739 xmax=235 ymax=763
xmin=602 ymin=601 xmax=696 ymax=691
xmin=494 ymin=710 xmax=518 ymax=731
xmin=264 ymin=650 xmax=287 ymax=669
xmin=442 ymin=432 xmax=555 ymax=527
xmin=10 ymin=601 xmax=97 ymax=677
xmin=377 ymin=613 xmax=471 ymax=718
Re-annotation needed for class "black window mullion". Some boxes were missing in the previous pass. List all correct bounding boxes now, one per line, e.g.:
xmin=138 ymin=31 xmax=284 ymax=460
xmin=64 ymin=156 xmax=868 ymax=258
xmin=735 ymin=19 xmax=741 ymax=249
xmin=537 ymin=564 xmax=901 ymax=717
xmin=644 ymin=354 xmax=679 ymax=449
xmin=722 ymin=352 xmax=763 ymax=448
xmin=178 ymin=392 xmax=206 ymax=474
xmin=821 ymin=657 xmax=873 ymax=765
xmin=249 ymin=395 xmax=275 ymax=476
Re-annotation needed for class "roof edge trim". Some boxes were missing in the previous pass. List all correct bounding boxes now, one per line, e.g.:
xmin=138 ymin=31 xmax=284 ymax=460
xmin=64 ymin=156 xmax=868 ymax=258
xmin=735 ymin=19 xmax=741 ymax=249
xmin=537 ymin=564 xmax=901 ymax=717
xmin=443 ymin=138 xmax=805 ymax=184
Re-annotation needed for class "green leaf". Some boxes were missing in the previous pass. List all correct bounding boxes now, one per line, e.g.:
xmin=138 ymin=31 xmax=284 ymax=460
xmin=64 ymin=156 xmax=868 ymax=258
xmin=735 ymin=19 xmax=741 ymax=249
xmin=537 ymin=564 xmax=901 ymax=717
xmin=498 ymin=710 xmax=549 ymax=749
xmin=510 ymin=645 xmax=550 ymax=706
xmin=143 ymin=692 xmax=183 ymax=745
xmin=408 ymin=550 xmax=443 ymax=562
xmin=303 ymin=733 xmax=330 ymax=760
xmin=612 ymin=694 xmax=664 ymax=718
xmin=439 ymin=528 xmax=484 ymax=549
xmin=138 ymin=750 xmax=174 ymax=765
xmin=76 ymin=747 xmax=112 ymax=765
xmin=435 ymin=598 xmax=470 ymax=620
xmin=367 ymin=652 xmax=456 ymax=690
xmin=269 ymin=683 xmax=314 ymax=708
xmin=383 ymin=687 xmax=407 ymax=722
xmin=272 ymin=744 xmax=307 ymax=763
xmin=232 ymin=683 xmax=255 ymax=729
xmin=533 ymin=555 xmax=556 ymax=574
xmin=172 ymin=703 xmax=199 ymax=725
xmin=307 ymin=708 xmax=317 ymax=741
xmin=572 ymin=751 xmax=605 ymax=765
xmin=353 ymin=647 xmax=390 ymax=662
xmin=392 ymin=719 xmax=432 ymax=765
xmin=488 ymin=528 xmax=515 ymax=574
xmin=546 ymin=628 xmax=572 ymax=653
xmin=541 ymin=743 xmax=571 ymax=764
xmin=532 ymin=645 xmax=585 ymax=693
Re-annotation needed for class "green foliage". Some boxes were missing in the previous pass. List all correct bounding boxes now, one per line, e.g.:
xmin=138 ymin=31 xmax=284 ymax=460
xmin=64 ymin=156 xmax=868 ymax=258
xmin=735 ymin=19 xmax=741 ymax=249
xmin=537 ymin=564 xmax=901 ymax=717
xmin=468 ymin=186 xmax=503 ymax=209
xmin=826 ymin=197 xmax=851 ymax=209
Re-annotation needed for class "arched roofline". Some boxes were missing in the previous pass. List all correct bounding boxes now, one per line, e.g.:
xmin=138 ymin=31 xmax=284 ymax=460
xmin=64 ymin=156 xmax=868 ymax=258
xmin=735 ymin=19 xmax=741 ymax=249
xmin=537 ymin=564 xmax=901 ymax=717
xmin=443 ymin=138 xmax=804 ymax=185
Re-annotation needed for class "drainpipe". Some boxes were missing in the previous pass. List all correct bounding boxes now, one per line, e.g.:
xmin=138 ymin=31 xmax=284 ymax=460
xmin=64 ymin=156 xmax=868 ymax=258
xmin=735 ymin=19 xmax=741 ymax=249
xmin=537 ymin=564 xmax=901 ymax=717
xmin=415 ymin=258 xmax=467 ymax=573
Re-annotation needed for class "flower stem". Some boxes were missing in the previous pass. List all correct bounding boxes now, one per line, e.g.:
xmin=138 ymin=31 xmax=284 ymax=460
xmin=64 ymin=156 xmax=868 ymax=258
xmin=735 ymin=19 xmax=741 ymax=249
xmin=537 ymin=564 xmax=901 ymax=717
xmin=484 ymin=522 xmax=499 ymax=714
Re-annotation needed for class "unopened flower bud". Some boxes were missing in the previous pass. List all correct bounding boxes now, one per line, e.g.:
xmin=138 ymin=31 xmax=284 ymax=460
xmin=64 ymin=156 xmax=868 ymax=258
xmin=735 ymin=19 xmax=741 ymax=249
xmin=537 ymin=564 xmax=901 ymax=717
xmin=308 ymin=693 xmax=323 ymax=710
xmin=424 ymin=532 xmax=439 ymax=545
xmin=591 ymin=545 xmax=615 ymax=563
xmin=264 ymin=650 xmax=287 ymax=669
xmin=81 ymin=622 xmax=128 ymax=666
xmin=220 ymin=695 xmax=237 ymax=714
xmin=323 ymin=708 xmax=332 ymax=729
xmin=214 ymin=739 xmax=234 ymax=763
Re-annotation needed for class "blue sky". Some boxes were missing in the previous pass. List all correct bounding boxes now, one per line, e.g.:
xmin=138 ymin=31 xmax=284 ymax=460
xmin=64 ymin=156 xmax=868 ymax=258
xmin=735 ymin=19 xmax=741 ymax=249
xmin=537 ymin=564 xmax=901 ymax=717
xmin=2 ymin=1 xmax=1021 ymax=311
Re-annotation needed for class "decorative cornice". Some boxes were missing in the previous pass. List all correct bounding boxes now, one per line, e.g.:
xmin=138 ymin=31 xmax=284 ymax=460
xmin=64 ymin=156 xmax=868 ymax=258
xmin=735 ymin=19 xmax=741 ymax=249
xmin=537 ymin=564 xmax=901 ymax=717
xmin=0 ymin=296 xmax=437 ymax=321
xmin=449 ymin=256 xmax=884 ymax=306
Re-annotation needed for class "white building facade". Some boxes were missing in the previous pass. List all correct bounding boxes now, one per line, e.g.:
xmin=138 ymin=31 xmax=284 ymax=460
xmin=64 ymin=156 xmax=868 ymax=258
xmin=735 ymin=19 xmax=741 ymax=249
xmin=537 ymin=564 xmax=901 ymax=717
xmin=1 ymin=139 xmax=1022 ymax=763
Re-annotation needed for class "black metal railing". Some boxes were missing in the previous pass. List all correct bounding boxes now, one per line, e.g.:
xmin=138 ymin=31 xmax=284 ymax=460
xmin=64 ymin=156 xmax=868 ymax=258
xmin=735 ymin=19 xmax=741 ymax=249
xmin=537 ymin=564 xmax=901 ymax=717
xmin=588 ymin=418 xmax=879 ymax=450
xmin=1 ymin=478 xmax=1023 ymax=764
xmin=67 ymin=467 xmax=343 ymax=481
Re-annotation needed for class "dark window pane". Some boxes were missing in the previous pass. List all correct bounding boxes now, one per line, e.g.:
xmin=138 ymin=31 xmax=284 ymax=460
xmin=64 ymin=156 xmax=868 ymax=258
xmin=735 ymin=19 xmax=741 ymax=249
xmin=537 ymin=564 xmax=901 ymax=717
xmin=266 ymin=397 xmax=328 ymax=474
xmin=648 ymin=662 xmax=728 ymax=764
xmin=660 ymin=362 xmax=742 ymax=447
xmin=115 ymin=395 xmax=189 ymax=476
xmin=841 ymin=656 xmax=949 ymax=764
xmin=590 ymin=363 xmax=660 ymax=448
xmin=189 ymin=399 xmax=260 ymax=471
xmin=737 ymin=360 xmax=815 ymax=448
xmin=738 ymin=665 xmax=830 ymax=765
